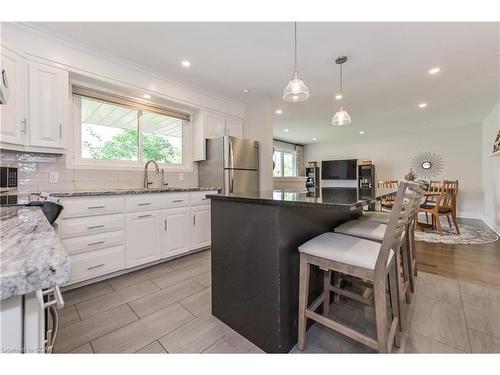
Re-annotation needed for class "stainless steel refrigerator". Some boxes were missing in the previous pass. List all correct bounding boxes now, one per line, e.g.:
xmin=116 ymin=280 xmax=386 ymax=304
xmin=198 ymin=136 xmax=259 ymax=194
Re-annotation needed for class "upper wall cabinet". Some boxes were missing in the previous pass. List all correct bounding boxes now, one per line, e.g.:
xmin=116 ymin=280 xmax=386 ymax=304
xmin=0 ymin=46 xmax=28 ymax=145
xmin=28 ymin=62 xmax=68 ymax=149
xmin=0 ymin=44 xmax=69 ymax=152
xmin=193 ymin=110 xmax=244 ymax=161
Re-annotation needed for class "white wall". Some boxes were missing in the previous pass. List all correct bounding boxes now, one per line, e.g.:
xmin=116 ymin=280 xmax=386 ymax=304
xmin=304 ymin=123 xmax=483 ymax=218
xmin=481 ymin=100 xmax=500 ymax=234
xmin=244 ymin=99 xmax=274 ymax=191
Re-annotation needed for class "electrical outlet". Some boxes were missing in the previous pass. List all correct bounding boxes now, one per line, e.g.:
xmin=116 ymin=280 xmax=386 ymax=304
xmin=49 ymin=172 xmax=59 ymax=183
xmin=178 ymin=173 xmax=184 ymax=181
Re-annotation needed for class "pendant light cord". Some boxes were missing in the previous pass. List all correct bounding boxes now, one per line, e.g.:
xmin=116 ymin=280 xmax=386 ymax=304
xmin=294 ymin=21 xmax=297 ymax=72
xmin=339 ymin=62 xmax=343 ymax=103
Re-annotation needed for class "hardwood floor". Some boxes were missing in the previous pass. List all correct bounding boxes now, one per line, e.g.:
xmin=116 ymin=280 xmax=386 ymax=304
xmin=415 ymin=218 xmax=500 ymax=288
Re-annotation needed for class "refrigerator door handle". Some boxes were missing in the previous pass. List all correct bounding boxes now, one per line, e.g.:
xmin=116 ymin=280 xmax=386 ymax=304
xmin=228 ymin=137 xmax=234 ymax=169
xmin=229 ymin=170 xmax=234 ymax=194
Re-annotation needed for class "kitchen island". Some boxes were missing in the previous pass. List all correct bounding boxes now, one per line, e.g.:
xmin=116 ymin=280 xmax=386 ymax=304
xmin=208 ymin=188 xmax=395 ymax=353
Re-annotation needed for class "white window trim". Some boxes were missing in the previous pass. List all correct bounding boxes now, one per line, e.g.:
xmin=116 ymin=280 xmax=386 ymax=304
xmin=71 ymin=95 xmax=194 ymax=172
xmin=273 ymin=148 xmax=298 ymax=177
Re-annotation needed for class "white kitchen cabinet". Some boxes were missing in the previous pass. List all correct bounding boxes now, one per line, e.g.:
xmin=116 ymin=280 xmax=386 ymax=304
xmin=226 ymin=117 xmax=243 ymax=138
xmin=28 ymin=62 xmax=68 ymax=148
xmin=205 ymin=112 xmax=226 ymax=139
xmin=193 ymin=110 xmax=245 ymax=161
xmin=126 ymin=210 xmax=161 ymax=268
xmin=0 ymin=46 xmax=28 ymax=146
xmin=190 ymin=205 xmax=211 ymax=250
xmin=162 ymin=207 xmax=189 ymax=258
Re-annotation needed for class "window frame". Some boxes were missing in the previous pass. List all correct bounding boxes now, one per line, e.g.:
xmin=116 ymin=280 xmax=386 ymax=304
xmin=273 ymin=148 xmax=298 ymax=177
xmin=72 ymin=94 xmax=193 ymax=172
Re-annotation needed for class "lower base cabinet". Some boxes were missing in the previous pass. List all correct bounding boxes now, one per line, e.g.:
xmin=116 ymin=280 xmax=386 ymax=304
xmin=163 ymin=207 xmax=189 ymax=258
xmin=126 ymin=211 xmax=162 ymax=268
xmin=61 ymin=191 xmax=217 ymax=285
xmin=190 ymin=205 xmax=211 ymax=250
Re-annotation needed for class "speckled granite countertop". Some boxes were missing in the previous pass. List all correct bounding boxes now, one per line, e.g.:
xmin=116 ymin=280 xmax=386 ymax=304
xmin=207 ymin=188 xmax=396 ymax=211
xmin=50 ymin=186 xmax=220 ymax=198
xmin=0 ymin=206 xmax=69 ymax=300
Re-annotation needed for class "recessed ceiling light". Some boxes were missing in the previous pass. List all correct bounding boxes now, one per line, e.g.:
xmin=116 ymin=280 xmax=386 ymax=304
xmin=418 ymin=103 xmax=428 ymax=108
xmin=292 ymin=95 xmax=299 ymax=101
xmin=142 ymin=94 xmax=151 ymax=99
xmin=181 ymin=60 xmax=191 ymax=68
xmin=242 ymin=89 xmax=250 ymax=93
xmin=335 ymin=94 xmax=342 ymax=100
xmin=284 ymin=129 xmax=289 ymax=132
xmin=312 ymin=137 xmax=317 ymax=141
xmin=359 ymin=131 xmax=365 ymax=135
xmin=428 ymin=67 xmax=440 ymax=74
xmin=275 ymin=109 xmax=283 ymax=114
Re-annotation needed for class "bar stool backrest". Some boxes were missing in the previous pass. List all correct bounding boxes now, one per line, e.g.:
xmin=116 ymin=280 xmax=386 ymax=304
xmin=375 ymin=181 xmax=423 ymax=276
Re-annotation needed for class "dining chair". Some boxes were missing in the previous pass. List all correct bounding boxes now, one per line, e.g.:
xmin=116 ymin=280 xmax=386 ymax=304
xmin=423 ymin=180 xmax=442 ymax=223
xmin=378 ymin=180 xmax=398 ymax=212
xmin=418 ymin=180 xmax=459 ymax=235
xmin=297 ymin=181 xmax=421 ymax=353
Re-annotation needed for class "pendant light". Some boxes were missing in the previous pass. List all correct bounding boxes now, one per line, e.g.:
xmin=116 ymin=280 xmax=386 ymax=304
xmin=283 ymin=22 xmax=310 ymax=102
xmin=332 ymin=56 xmax=352 ymax=126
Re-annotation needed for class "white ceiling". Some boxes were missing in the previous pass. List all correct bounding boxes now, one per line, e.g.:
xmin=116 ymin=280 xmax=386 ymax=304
xmin=28 ymin=22 xmax=500 ymax=144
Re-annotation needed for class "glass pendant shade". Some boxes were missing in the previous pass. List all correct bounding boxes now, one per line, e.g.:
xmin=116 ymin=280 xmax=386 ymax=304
xmin=283 ymin=71 xmax=309 ymax=102
xmin=332 ymin=105 xmax=352 ymax=126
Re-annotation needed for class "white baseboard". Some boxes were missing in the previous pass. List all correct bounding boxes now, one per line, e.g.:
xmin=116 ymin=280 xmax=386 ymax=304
xmin=481 ymin=216 xmax=500 ymax=236
xmin=457 ymin=211 xmax=482 ymax=220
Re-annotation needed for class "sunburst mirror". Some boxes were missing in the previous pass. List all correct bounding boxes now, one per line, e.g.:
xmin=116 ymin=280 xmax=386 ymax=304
xmin=410 ymin=152 xmax=444 ymax=178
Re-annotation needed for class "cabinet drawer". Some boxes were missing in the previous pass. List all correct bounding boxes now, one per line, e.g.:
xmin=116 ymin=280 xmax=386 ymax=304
xmin=62 ymin=231 xmax=124 ymax=256
xmin=68 ymin=245 xmax=125 ymax=284
xmin=164 ymin=192 xmax=189 ymax=208
xmin=60 ymin=196 xmax=125 ymax=218
xmin=125 ymin=192 xmax=189 ymax=212
xmin=190 ymin=190 xmax=217 ymax=206
xmin=60 ymin=214 xmax=124 ymax=239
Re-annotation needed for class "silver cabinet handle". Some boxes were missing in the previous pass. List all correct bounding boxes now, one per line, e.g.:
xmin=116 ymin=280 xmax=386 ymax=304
xmin=193 ymin=214 xmax=196 ymax=226
xmin=88 ymin=205 xmax=105 ymax=209
xmin=138 ymin=214 xmax=152 ymax=218
xmin=164 ymin=219 xmax=167 ymax=231
xmin=87 ymin=224 xmax=105 ymax=230
xmin=59 ymin=123 xmax=62 ymax=139
xmin=20 ymin=118 xmax=27 ymax=133
xmin=87 ymin=263 xmax=105 ymax=270
xmin=172 ymin=199 xmax=184 ymax=203
xmin=88 ymin=240 xmax=105 ymax=246
xmin=138 ymin=202 xmax=152 ymax=206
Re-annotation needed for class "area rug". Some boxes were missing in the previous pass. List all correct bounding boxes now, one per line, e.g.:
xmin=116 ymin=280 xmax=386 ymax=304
xmin=415 ymin=215 xmax=499 ymax=245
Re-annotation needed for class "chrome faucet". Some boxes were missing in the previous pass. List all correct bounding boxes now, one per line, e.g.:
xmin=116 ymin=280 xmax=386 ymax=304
xmin=143 ymin=160 xmax=160 ymax=189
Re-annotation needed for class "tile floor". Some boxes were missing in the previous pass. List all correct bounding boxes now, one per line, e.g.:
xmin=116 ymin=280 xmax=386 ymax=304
xmin=55 ymin=249 xmax=500 ymax=354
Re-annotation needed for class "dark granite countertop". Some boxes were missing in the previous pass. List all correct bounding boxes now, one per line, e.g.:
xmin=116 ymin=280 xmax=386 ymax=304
xmin=207 ymin=187 xmax=395 ymax=210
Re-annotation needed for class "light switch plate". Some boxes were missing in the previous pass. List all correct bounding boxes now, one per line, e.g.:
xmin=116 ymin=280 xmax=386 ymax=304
xmin=49 ymin=172 xmax=59 ymax=183
xmin=178 ymin=173 xmax=184 ymax=181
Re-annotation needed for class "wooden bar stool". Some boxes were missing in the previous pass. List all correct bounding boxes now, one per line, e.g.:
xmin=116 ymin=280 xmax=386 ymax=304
xmin=297 ymin=182 xmax=420 ymax=353
xmin=334 ymin=190 xmax=422 ymax=326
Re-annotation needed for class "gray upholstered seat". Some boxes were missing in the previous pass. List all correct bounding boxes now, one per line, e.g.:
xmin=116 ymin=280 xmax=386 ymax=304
xmin=298 ymin=232 xmax=393 ymax=270
xmin=358 ymin=211 xmax=390 ymax=225
xmin=334 ymin=219 xmax=387 ymax=242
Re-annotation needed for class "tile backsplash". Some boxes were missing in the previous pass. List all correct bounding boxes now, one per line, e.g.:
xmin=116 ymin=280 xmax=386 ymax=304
xmin=0 ymin=150 xmax=199 ymax=193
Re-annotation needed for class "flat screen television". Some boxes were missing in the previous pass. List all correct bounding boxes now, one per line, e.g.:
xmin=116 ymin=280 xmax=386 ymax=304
xmin=321 ymin=159 xmax=357 ymax=180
